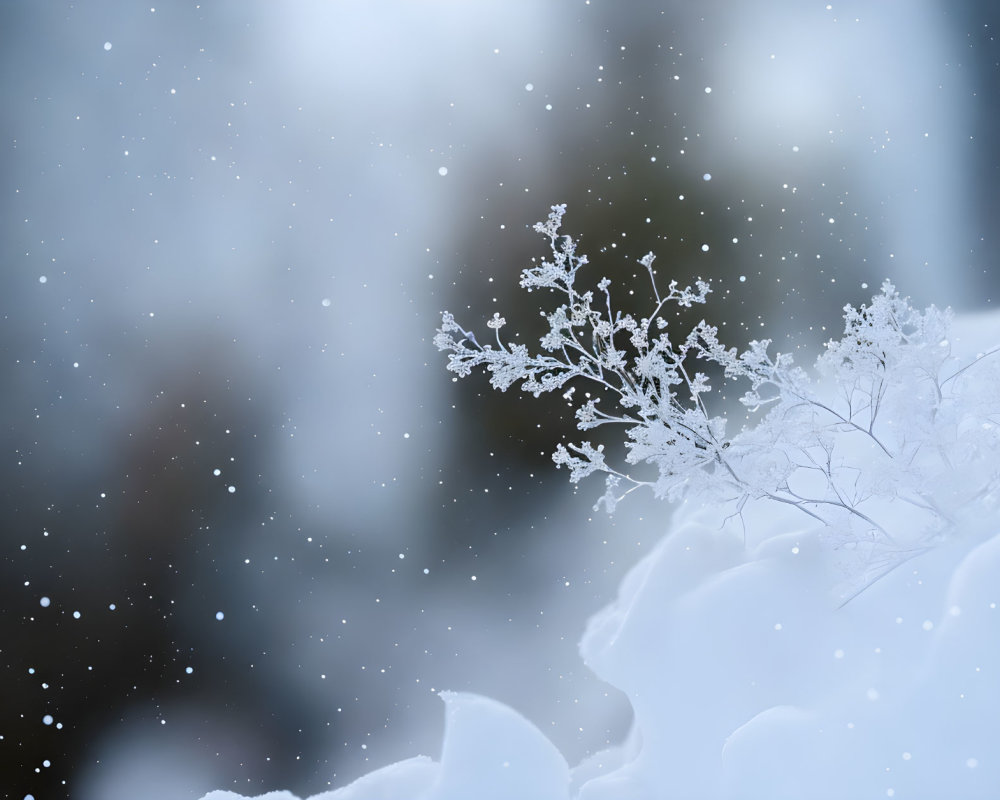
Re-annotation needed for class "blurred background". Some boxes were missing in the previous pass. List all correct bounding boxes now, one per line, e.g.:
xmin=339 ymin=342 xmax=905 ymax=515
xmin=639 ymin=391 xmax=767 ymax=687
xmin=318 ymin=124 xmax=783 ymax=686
xmin=1 ymin=1 xmax=998 ymax=798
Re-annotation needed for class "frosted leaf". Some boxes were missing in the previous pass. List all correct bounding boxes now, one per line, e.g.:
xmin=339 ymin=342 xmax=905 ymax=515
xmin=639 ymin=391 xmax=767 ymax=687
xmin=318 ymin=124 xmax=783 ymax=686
xmin=552 ymin=441 xmax=608 ymax=484
xmin=532 ymin=203 xmax=568 ymax=240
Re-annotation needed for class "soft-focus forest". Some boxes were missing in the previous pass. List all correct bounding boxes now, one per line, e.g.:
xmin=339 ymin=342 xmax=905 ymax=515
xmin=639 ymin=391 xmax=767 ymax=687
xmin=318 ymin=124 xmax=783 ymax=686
xmin=2 ymin=2 xmax=999 ymax=798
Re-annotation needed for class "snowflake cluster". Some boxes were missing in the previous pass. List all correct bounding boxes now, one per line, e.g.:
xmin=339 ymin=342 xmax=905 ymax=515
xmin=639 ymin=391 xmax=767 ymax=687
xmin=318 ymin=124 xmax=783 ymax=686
xmin=436 ymin=205 xmax=1000 ymax=596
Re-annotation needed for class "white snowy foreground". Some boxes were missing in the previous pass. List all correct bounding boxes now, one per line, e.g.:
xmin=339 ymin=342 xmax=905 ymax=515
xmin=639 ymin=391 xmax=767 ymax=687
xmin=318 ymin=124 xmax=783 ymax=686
xmin=201 ymin=313 xmax=1000 ymax=800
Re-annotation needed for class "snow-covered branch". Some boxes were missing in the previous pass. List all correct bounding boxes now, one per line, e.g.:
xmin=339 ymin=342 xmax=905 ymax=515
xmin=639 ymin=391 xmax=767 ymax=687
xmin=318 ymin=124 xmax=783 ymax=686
xmin=437 ymin=205 xmax=1000 ymax=589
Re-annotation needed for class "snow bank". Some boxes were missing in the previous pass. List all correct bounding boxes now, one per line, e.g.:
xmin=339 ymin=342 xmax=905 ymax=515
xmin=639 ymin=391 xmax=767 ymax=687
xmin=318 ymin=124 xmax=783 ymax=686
xmin=200 ymin=507 xmax=1000 ymax=799
xmin=200 ymin=691 xmax=567 ymax=800
xmin=576 ymin=503 xmax=1000 ymax=799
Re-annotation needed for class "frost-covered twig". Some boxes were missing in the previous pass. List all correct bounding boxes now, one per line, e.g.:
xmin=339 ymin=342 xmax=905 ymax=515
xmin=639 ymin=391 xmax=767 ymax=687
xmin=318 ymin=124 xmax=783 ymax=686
xmin=436 ymin=204 xmax=1000 ymax=591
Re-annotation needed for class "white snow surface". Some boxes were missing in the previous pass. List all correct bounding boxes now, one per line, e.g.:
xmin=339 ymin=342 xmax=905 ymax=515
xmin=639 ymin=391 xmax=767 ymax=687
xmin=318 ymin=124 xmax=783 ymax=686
xmin=202 ymin=313 xmax=1000 ymax=799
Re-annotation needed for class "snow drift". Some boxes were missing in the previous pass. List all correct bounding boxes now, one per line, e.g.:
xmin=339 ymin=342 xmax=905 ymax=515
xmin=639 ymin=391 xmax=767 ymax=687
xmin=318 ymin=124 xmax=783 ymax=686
xmin=199 ymin=490 xmax=1000 ymax=798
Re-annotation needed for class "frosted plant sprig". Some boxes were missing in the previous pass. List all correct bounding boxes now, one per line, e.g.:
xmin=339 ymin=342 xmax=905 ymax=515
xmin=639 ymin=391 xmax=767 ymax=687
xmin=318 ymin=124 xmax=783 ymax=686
xmin=436 ymin=205 xmax=1000 ymax=597
xmin=435 ymin=204 xmax=719 ymax=502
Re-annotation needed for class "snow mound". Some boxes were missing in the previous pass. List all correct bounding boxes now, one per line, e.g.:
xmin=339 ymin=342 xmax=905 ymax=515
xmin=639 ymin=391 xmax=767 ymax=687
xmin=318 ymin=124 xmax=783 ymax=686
xmin=201 ymin=506 xmax=1000 ymax=799
xmin=200 ymin=691 xmax=568 ymax=800
xmin=576 ymin=501 xmax=999 ymax=798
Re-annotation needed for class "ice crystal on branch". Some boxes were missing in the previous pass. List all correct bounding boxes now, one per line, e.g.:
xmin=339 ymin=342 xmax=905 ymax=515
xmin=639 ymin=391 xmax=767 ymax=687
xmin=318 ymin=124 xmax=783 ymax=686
xmin=436 ymin=205 xmax=1000 ymax=597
